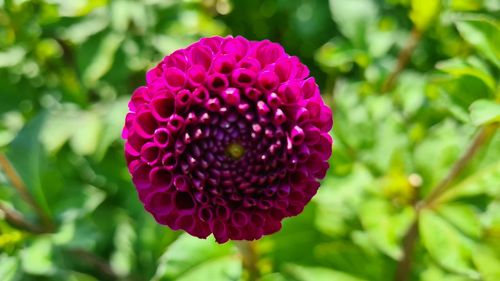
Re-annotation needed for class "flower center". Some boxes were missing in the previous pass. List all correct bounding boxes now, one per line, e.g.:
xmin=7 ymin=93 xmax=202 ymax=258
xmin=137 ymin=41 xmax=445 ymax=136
xmin=225 ymin=142 xmax=245 ymax=160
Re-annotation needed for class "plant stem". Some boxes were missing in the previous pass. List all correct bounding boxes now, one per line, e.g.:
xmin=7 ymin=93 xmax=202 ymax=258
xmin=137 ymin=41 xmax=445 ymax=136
xmin=0 ymin=153 xmax=54 ymax=232
xmin=381 ymin=28 xmax=422 ymax=93
xmin=422 ymin=126 xmax=495 ymax=208
xmin=235 ymin=240 xmax=260 ymax=281
xmin=393 ymin=125 xmax=497 ymax=281
xmin=0 ymin=204 xmax=45 ymax=233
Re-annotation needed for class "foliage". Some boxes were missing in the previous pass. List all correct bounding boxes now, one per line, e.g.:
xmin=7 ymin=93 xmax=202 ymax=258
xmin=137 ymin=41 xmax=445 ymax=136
xmin=0 ymin=0 xmax=499 ymax=280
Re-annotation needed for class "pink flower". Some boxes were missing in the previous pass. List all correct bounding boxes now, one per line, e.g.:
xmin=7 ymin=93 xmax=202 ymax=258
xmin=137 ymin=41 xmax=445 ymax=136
xmin=123 ymin=36 xmax=333 ymax=243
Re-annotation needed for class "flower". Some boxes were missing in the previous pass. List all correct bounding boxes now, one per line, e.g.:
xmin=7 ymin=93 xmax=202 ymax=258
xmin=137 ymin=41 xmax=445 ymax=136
xmin=123 ymin=36 xmax=333 ymax=243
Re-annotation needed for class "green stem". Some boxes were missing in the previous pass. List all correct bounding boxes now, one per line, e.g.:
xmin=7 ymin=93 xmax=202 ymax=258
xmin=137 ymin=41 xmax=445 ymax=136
xmin=235 ymin=240 xmax=260 ymax=281
xmin=393 ymin=125 xmax=497 ymax=281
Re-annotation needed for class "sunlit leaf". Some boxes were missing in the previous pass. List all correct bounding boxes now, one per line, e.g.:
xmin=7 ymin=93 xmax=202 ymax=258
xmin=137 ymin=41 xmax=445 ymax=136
xmin=20 ymin=237 xmax=54 ymax=275
xmin=328 ymin=0 xmax=378 ymax=47
xmin=284 ymin=264 xmax=367 ymax=281
xmin=469 ymin=99 xmax=500 ymax=126
xmin=436 ymin=58 xmax=496 ymax=91
xmin=152 ymin=234 xmax=241 ymax=281
xmin=0 ymin=254 xmax=20 ymax=281
xmin=82 ymin=32 xmax=124 ymax=86
xmin=472 ymin=245 xmax=500 ymax=281
xmin=455 ymin=15 xmax=500 ymax=68
xmin=437 ymin=203 xmax=482 ymax=239
xmin=410 ymin=0 xmax=440 ymax=31
xmin=420 ymin=210 xmax=479 ymax=278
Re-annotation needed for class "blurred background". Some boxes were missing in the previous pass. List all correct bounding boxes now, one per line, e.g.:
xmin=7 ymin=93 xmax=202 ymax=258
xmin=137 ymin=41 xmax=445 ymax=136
xmin=0 ymin=0 xmax=499 ymax=280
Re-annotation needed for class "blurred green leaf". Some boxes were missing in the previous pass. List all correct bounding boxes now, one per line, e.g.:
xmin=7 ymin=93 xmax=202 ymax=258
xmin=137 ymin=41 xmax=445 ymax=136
xmin=0 ymin=254 xmax=20 ymax=281
xmin=82 ymin=32 xmax=124 ymax=86
xmin=440 ymin=161 xmax=500 ymax=200
xmin=455 ymin=15 xmax=500 ymax=68
xmin=0 ymin=47 xmax=26 ymax=68
xmin=472 ymin=246 xmax=500 ymax=281
xmin=69 ymin=111 xmax=102 ymax=156
xmin=6 ymin=112 xmax=51 ymax=216
xmin=152 ymin=234 xmax=241 ymax=281
xmin=469 ymin=99 xmax=500 ymax=126
xmin=436 ymin=58 xmax=496 ymax=91
xmin=284 ymin=264 xmax=367 ymax=281
xmin=20 ymin=237 xmax=54 ymax=276
xmin=437 ymin=203 xmax=482 ymax=239
xmin=328 ymin=0 xmax=377 ymax=47
xmin=420 ymin=210 xmax=479 ymax=278
xmin=110 ymin=217 xmax=136 ymax=277
xmin=410 ymin=0 xmax=441 ymax=31
xmin=359 ymin=199 xmax=414 ymax=259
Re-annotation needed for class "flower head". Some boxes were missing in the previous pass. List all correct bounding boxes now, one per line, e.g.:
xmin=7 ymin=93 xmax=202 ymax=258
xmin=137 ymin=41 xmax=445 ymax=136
xmin=123 ymin=36 xmax=333 ymax=243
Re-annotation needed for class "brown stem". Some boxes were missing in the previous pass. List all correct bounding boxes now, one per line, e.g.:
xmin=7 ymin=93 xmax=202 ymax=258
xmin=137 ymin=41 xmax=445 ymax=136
xmin=381 ymin=28 xmax=422 ymax=93
xmin=394 ymin=220 xmax=419 ymax=281
xmin=235 ymin=241 xmax=260 ymax=281
xmin=393 ymin=125 xmax=497 ymax=281
xmin=0 ymin=153 xmax=54 ymax=232
xmin=422 ymin=126 xmax=495 ymax=208
xmin=0 ymin=204 xmax=46 ymax=234
xmin=67 ymin=248 xmax=119 ymax=280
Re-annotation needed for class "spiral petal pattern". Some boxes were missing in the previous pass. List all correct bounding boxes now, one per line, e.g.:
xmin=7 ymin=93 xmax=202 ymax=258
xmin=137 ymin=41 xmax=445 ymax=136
xmin=123 ymin=36 xmax=333 ymax=243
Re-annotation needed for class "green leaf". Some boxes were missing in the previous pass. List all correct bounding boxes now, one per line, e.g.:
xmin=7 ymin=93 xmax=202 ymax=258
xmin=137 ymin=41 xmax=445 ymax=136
xmin=0 ymin=47 xmax=26 ymax=68
xmin=440 ymin=161 xmax=500 ymax=200
xmin=328 ymin=0 xmax=378 ymax=47
xmin=110 ymin=218 xmax=136 ymax=277
xmin=472 ymin=245 xmax=500 ymax=281
xmin=69 ymin=111 xmax=103 ymax=156
xmin=0 ymin=254 xmax=20 ymax=281
xmin=284 ymin=264 xmax=368 ymax=281
xmin=437 ymin=204 xmax=482 ymax=239
xmin=6 ymin=112 xmax=51 ymax=217
xmin=469 ymin=100 xmax=500 ymax=126
xmin=94 ymin=97 xmax=128 ymax=160
xmin=410 ymin=0 xmax=440 ymax=31
xmin=82 ymin=32 xmax=124 ymax=86
xmin=455 ymin=15 xmax=500 ymax=68
xmin=20 ymin=237 xmax=54 ymax=275
xmin=359 ymin=199 xmax=414 ymax=259
xmin=436 ymin=58 xmax=496 ymax=91
xmin=152 ymin=234 xmax=241 ymax=281
xmin=420 ymin=210 xmax=479 ymax=278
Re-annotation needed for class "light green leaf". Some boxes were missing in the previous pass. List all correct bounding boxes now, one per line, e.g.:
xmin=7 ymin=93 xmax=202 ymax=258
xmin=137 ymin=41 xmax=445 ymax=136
xmin=420 ymin=210 xmax=479 ymax=278
xmin=258 ymin=273 xmax=288 ymax=281
xmin=110 ymin=218 xmax=136 ymax=277
xmin=20 ymin=237 xmax=54 ymax=275
xmin=285 ymin=264 xmax=367 ymax=281
xmin=440 ymin=161 xmax=500 ymax=200
xmin=328 ymin=0 xmax=378 ymax=47
xmin=0 ymin=47 xmax=26 ymax=68
xmin=0 ymin=254 xmax=19 ymax=281
xmin=82 ymin=32 xmax=124 ymax=86
xmin=69 ymin=111 xmax=103 ymax=156
xmin=410 ymin=0 xmax=440 ymax=31
xmin=6 ymin=112 xmax=51 ymax=217
xmin=67 ymin=271 xmax=100 ymax=281
xmin=472 ymin=246 xmax=500 ymax=281
xmin=437 ymin=204 xmax=482 ymax=239
xmin=436 ymin=58 xmax=496 ymax=91
xmin=469 ymin=99 xmax=500 ymax=126
xmin=359 ymin=199 xmax=414 ymax=259
xmin=455 ymin=15 xmax=500 ymax=68
xmin=94 ymin=97 xmax=128 ymax=160
xmin=41 ymin=109 xmax=81 ymax=154
xmin=152 ymin=234 xmax=241 ymax=281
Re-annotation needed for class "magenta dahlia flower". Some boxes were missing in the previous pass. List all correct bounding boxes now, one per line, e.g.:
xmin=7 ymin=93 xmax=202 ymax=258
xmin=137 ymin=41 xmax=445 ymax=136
xmin=122 ymin=36 xmax=332 ymax=243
